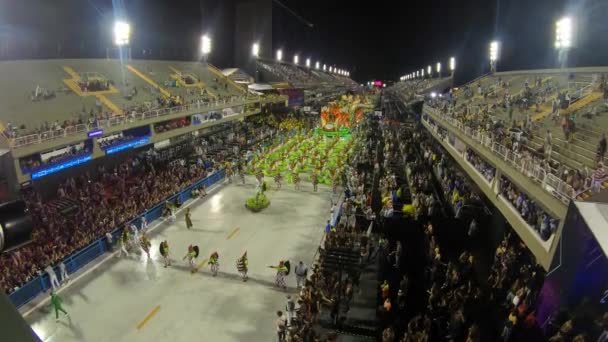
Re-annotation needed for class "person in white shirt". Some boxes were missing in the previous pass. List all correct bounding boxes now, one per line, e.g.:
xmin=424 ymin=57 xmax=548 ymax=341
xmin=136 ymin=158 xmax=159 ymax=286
xmin=45 ymin=265 xmax=60 ymax=290
xmin=140 ymin=216 xmax=148 ymax=232
xmin=59 ymin=262 xmax=69 ymax=284
xmin=294 ymin=261 xmax=308 ymax=289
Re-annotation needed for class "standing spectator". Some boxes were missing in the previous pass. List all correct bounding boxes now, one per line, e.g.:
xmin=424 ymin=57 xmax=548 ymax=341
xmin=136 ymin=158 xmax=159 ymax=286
xmin=45 ymin=264 xmax=60 ymax=290
xmin=59 ymin=261 xmax=69 ymax=284
xmin=294 ymin=261 xmax=308 ymax=289
xmin=276 ymin=310 xmax=287 ymax=341
xmin=285 ymin=295 xmax=296 ymax=326
xmin=545 ymin=130 xmax=553 ymax=161
xmin=592 ymin=162 xmax=606 ymax=193
xmin=597 ymin=133 xmax=607 ymax=163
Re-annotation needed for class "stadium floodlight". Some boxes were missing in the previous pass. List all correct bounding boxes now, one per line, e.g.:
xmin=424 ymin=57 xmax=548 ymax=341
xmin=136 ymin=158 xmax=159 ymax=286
xmin=294 ymin=55 xmax=299 ymax=65
xmin=113 ymin=21 xmax=131 ymax=46
xmin=306 ymin=58 xmax=311 ymax=67
xmin=252 ymin=43 xmax=260 ymax=57
xmin=315 ymin=61 xmax=320 ymax=69
xmin=329 ymin=66 xmax=333 ymax=73
xmin=276 ymin=49 xmax=283 ymax=61
xmin=489 ymin=41 xmax=499 ymax=61
xmin=489 ymin=41 xmax=499 ymax=72
xmin=201 ymin=35 xmax=212 ymax=55
xmin=436 ymin=62 xmax=441 ymax=73
xmin=430 ymin=92 xmax=437 ymax=98
xmin=427 ymin=65 xmax=432 ymax=76
xmin=416 ymin=71 xmax=419 ymax=77
xmin=421 ymin=68 xmax=425 ymax=77
xmin=555 ymin=17 xmax=573 ymax=49
xmin=323 ymin=64 xmax=327 ymax=71
xmin=449 ymin=57 xmax=455 ymax=71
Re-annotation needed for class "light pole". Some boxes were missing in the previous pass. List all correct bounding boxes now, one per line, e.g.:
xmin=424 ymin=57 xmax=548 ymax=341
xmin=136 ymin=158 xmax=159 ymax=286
xmin=201 ymin=34 xmax=212 ymax=81
xmin=315 ymin=61 xmax=320 ymax=70
xmin=555 ymin=17 xmax=573 ymax=68
xmin=113 ymin=21 xmax=131 ymax=85
xmin=276 ymin=49 xmax=283 ymax=62
xmin=449 ymin=57 xmax=455 ymax=77
xmin=306 ymin=58 xmax=311 ymax=68
xmin=427 ymin=65 xmax=432 ymax=78
xmin=489 ymin=41 xmax=499 ymax=73
xmin=293 ymin=54 xmax=299 ymax=65
xmin=436 ymin=62 xmax=441 ymax=78
xmin=252 ymin=42 xmax=260 ymax=82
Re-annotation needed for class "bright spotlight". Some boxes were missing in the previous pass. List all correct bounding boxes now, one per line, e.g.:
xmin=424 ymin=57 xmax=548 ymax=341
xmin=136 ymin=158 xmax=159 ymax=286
xmin=114 ymin=21 xmax=131 ymax=46
xmin=436 ymin=62 xmax=441 ymax=73
xmin=201 ymin=35 xmax=212 ymax=55
xmin=427 ymin=65 xmax=432 ymax=75
xmin=315 ymin=61 xmax=320 ymax=69
xmin=252 ymin=43 xmax=260 ymax=57
xmin=449 ymin=57 xmax=455 ymax=71
xmin=489 ymin=41 xmax=499 ymax=62
xmin=294 ymin=55 xmax=299 ymax=65
xmin=276 ymin=49 xmax=283 ymax=61
xmin=421 ymin=69 xmax=425 ymax=77
xmin=323 ymin=64 xmax=327 ymax=71
xmin=555 ymin=17 xmax=573 ymax=49
xmin=329 ymin=66 xmax=333 ymax=73
xmin=430 ymin=92 xmax=437 ymax=98
xmin=306 ymin=58 xmax=311 ymax=67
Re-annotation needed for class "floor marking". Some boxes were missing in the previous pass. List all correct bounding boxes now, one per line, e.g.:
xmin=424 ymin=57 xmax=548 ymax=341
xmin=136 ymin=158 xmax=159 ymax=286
xmin=192 ymin=258 xmax=209 ymax=274
xmin=136 ymin=305 xmax=161 ymax=330
xmin=226 ymin=227 xmax=240 ymax=240
xmin=21 ymin=180 xmax=225 ymax=318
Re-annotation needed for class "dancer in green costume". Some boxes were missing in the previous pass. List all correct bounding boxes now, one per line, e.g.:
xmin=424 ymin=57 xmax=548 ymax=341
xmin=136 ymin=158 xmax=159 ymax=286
xmin=50 ymin=291 xmax=68 ymax=322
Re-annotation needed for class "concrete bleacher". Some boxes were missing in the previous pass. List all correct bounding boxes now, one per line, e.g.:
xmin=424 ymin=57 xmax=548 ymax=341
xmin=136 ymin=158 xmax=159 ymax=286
xmin=440 ymin=67 xmax=608 ymax=200
xmin=0 ymin=59 xmax=251 ymax=139
xmin=257 ymin=59 xmax=356 ymax=89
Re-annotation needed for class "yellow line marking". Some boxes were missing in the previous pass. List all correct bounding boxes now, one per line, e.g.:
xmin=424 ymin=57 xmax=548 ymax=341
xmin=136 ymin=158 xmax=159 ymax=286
xmin=126 ymin=65 xmax=171 ymax=98
xmin=95 ymin=94 xmax=123 ymax=115
xmin=226 ymin=227 xmax=240 ymax=240
xmin=136 ymin=305 xmax=161 ymax=330
xmin=192 ymin=258 xmax=209 ymax=274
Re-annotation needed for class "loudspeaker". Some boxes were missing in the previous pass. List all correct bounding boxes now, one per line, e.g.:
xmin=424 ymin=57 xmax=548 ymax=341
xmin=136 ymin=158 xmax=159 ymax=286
xmin=0 ymin=200 xmax=33 ymax=252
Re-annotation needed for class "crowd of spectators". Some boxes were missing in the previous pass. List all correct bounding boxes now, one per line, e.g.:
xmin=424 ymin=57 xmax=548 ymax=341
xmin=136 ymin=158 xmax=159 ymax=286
xmin=98 ymin=133 xmax=137 ymax=149
xmin=0 ymin=118 xmax=281 ymax=294
xmin=498 ymin=176 xmax=559 ymax=241
xmin=154 ymin=117 xmax=191 ymax=134
xmin=19 ymin=143 xmax=91 ymax=172
xmin=465 ymin=148 xmax=496 ymax=183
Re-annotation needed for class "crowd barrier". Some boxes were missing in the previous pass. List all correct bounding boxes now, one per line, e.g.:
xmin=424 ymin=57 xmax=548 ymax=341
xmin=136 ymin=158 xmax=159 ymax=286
xmin=9 ymin=169 xmax=225 ymax=309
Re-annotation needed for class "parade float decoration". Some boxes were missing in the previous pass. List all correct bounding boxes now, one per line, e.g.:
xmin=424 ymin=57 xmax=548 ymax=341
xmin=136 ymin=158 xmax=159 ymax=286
xmin=317 ymin=95 xmax=366 ymax=137
xmin=245 ymin=177 xmax=270 ymax=212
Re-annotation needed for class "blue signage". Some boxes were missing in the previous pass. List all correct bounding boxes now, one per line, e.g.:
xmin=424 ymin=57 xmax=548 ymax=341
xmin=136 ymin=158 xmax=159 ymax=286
xmin=31 ymin=155 xmax=93 ymax=180
xmin=87 ymin=129 xmax=104 ymax=138
xmin=105 ymin=137 xmax=151 ymax=155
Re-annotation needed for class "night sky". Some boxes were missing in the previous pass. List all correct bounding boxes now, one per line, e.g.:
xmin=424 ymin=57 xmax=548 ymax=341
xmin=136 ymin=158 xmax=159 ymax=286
xmin=0 ymin=0 xmax=607 ymax=84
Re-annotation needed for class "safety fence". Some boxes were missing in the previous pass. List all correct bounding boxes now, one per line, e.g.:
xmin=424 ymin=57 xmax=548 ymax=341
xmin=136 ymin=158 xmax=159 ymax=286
xmin=9 ymin=169 xmax=225 ymax=309
xmin=10 ymin=95 xmax=288 ymax=149
xmin=423 ymin=106 xmax=575 ymax=205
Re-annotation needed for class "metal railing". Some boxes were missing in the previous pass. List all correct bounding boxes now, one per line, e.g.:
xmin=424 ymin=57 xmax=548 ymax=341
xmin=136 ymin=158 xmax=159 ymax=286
xmin=423 ymin=106 xmax=575 ymax=205
xmin=10 ymin=96 xmax=281 ymax=149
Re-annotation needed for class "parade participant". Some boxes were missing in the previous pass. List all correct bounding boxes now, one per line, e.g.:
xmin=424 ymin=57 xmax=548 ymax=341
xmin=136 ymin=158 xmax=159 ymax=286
xmin=50 ymin=291 xmax=68 ymax=322
xmin=331 ymin=173 xmax=338 ymax=194
xmin=208 ymin=251 xmax=219 ymax=276
xmin=311 ymin=172 xmax=319 ymax=192
xmin=239 ymin=165 xmax=246 ymax=184
xmin=140 ymin=233 xmax=152 ymax=258
xmin=183 ymin=245 xmax=199 ymax=273
xmin=274 ymin=171 xmax=283 ymax=189
xmin=45 ymin=264 xmax=60 ymax=290
xmin=236 ymin=251 xmax=248 ymax=281
xmin=269 ymin=260 xmax=289 ymax=289
xmin=293 ymin=173 xmax=301 ymax=191
xmin=226 ymin=164 xmax=233 ymax=183
xmin=185 ymin=207 xmax=193 ymax=230
xmin=294 ymin=261 xmax=308 ymax=289
xmin=118 ymin=226 xmax=130 ymax=258
xmin=159 ymin=240 xmax=171 ymax=268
